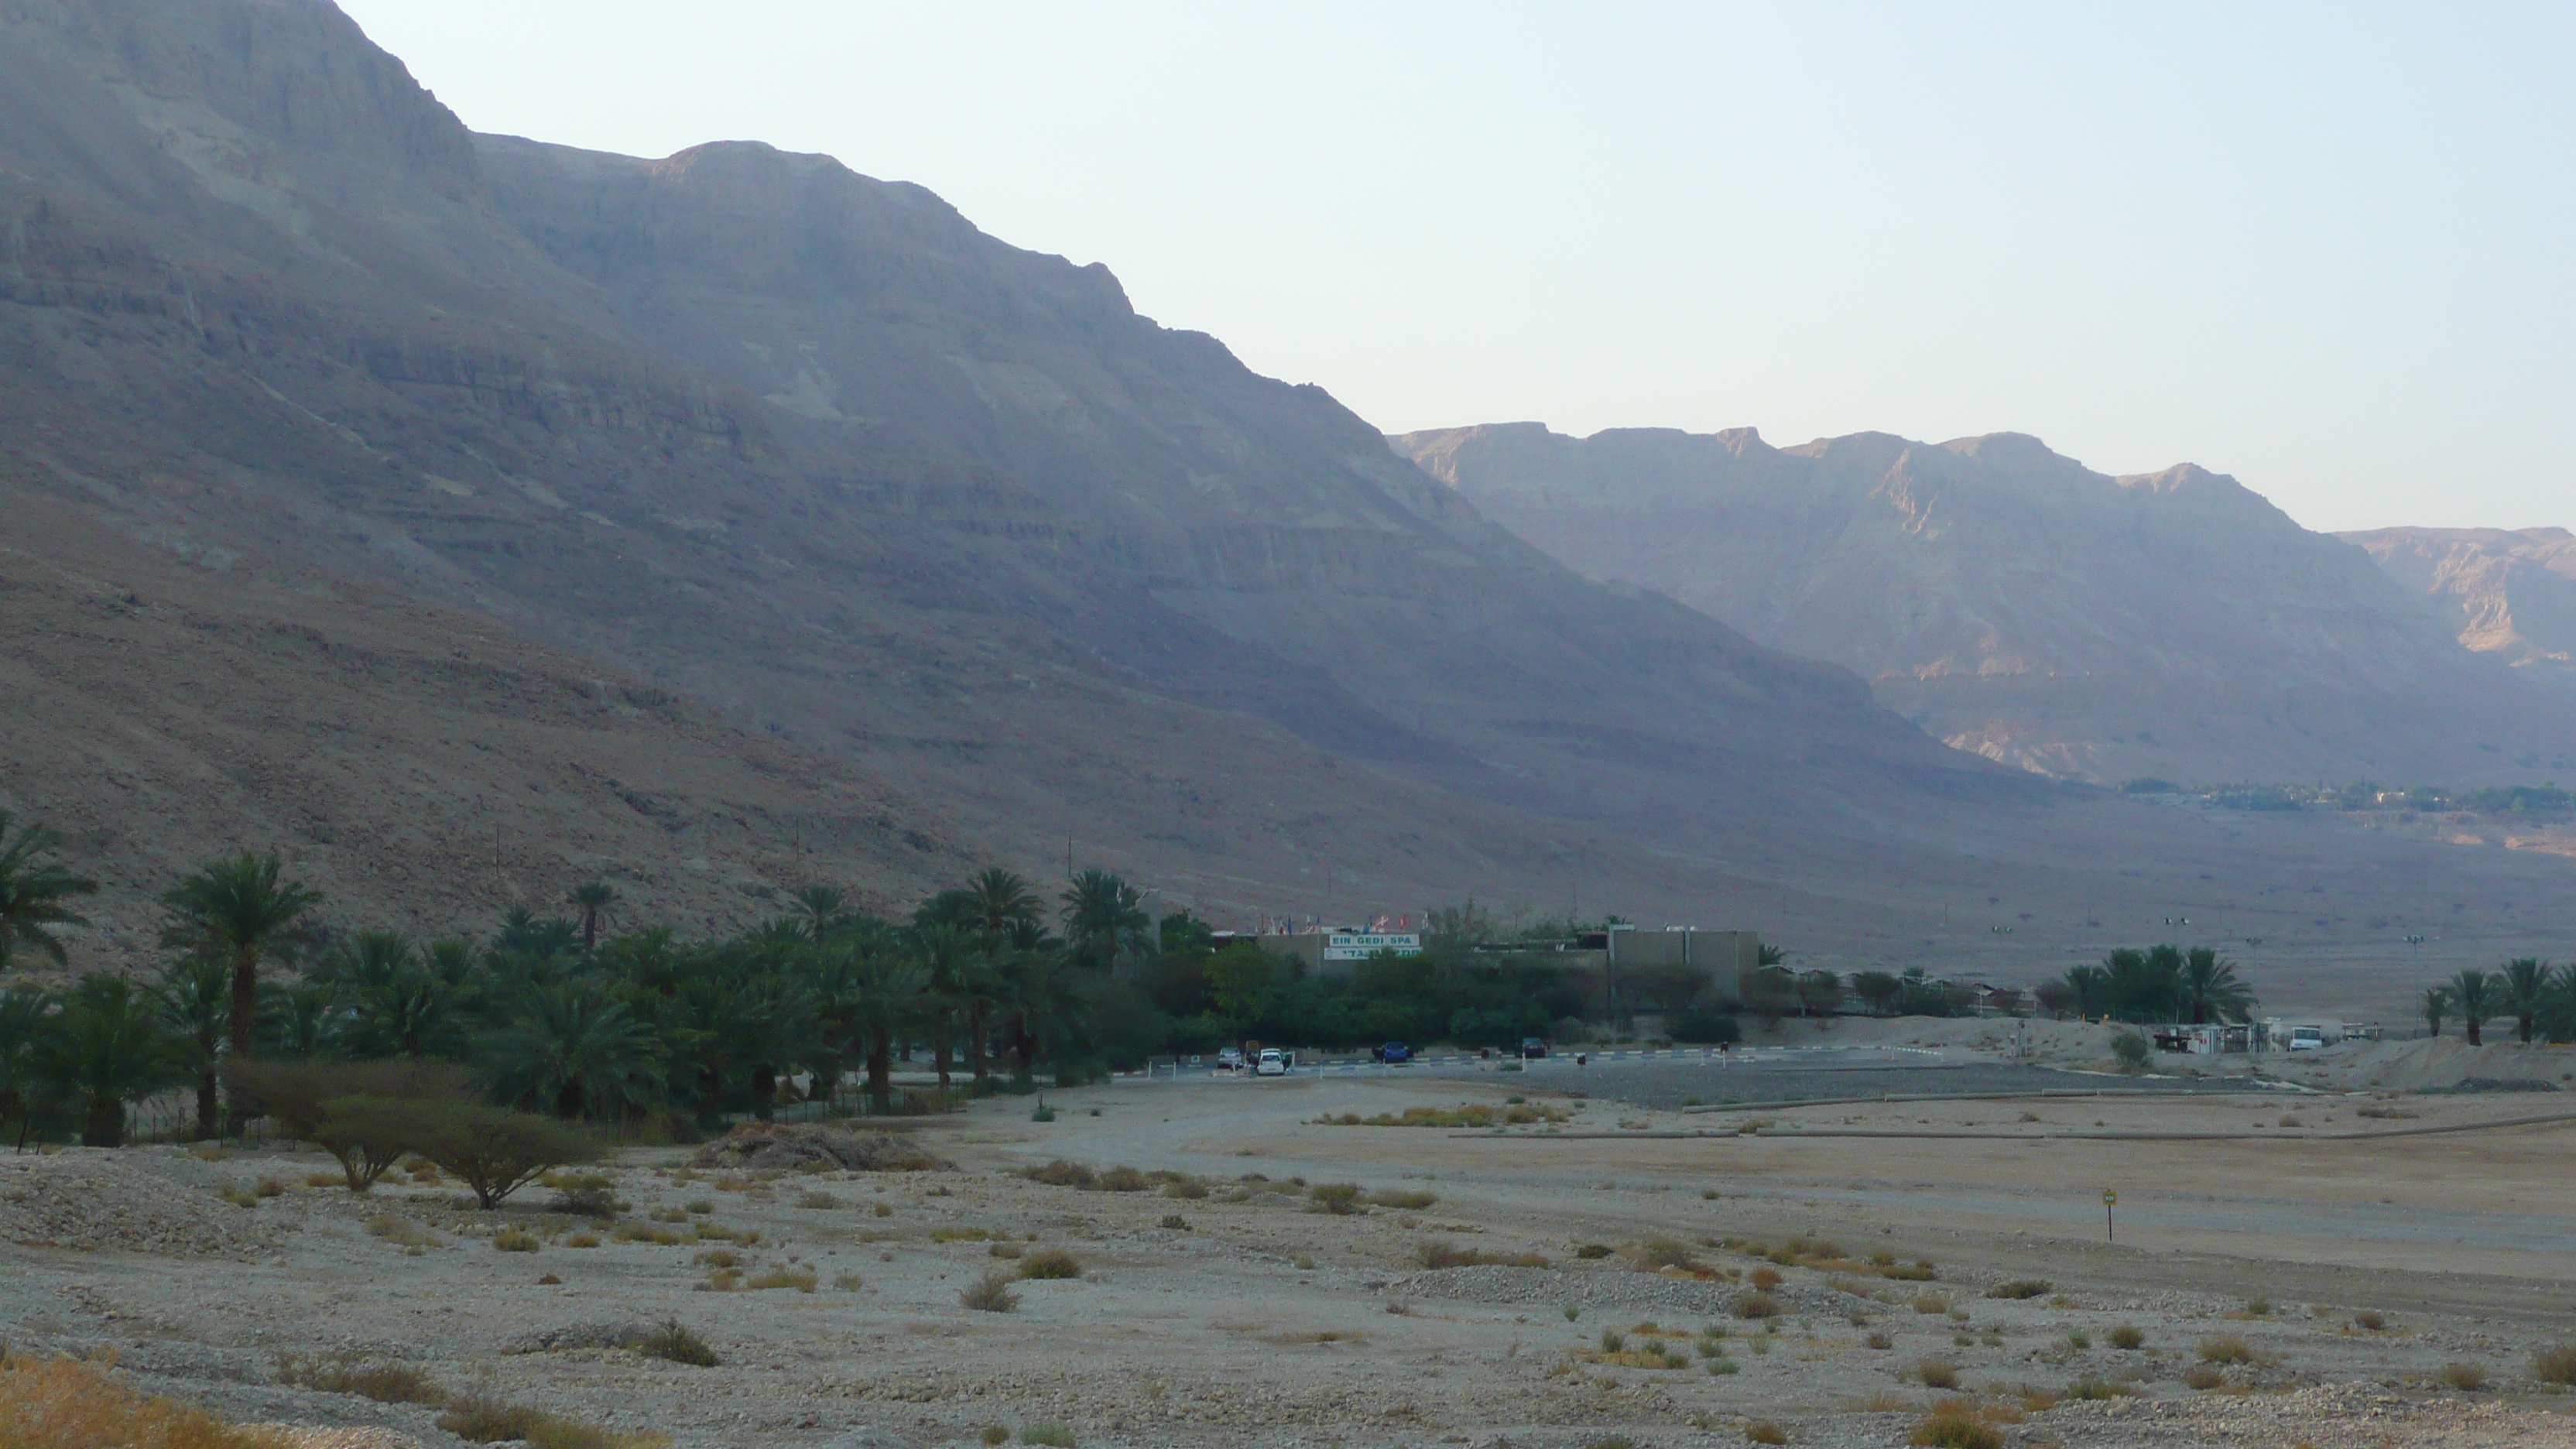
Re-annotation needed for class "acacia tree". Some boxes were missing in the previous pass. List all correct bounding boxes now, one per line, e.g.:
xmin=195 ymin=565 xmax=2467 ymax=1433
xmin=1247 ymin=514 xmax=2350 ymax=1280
xmin=0 ymin=813 xmax=98 ymax=968
xmin=160 ymin=854 xmax=322 ymax=1108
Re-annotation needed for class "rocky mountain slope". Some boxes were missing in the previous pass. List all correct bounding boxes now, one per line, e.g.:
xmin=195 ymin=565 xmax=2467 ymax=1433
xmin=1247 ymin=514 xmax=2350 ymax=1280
xmin=2340 ymin=527 xmax=2576 ymax=697
xmin=1396 ymin=423 xmax=2576 ymax=786
xmin=0 ymin=470 xmax=972 ymax=971
xmin=0 ymin=1 xmax=2568 ymax=988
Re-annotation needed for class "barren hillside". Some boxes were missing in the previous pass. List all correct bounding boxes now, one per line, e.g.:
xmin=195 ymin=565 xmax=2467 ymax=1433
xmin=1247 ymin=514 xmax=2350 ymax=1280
xmin=1398 ymin=423 xmax=2576 ymax=786
xmin=2341 ymin=526 xmax=2576 ymax=697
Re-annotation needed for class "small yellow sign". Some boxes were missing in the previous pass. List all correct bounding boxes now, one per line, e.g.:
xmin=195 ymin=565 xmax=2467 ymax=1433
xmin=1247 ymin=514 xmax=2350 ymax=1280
xmin=2102 ymin=1189 xmax=2118 ymax=1206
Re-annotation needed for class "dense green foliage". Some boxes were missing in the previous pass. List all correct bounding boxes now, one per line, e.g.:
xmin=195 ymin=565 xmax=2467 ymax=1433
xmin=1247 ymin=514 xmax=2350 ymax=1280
xmin=2057 ymin=946 xmax=2256 ymax=1025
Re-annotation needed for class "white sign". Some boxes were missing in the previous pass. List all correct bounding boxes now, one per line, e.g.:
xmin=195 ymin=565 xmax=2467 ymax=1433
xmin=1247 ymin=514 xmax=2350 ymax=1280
xmin=1324 ymin=932 xmax=1422 ymax=961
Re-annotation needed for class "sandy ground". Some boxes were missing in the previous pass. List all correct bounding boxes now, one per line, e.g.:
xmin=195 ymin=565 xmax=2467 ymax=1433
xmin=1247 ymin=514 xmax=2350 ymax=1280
xmin=5 ymin=1046 xmax=2575 ymax=1448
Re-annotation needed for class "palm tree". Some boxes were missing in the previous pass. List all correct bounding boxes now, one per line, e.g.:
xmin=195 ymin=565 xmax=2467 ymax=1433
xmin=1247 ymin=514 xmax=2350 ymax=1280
xmin=568 ymin=882 xmax=622 ymax=955
xmin=2177 ymin=947 xmax=2256 ymax=1025
xmin=2420 ymin=982 xmax=2452 ymax=1038
xmin=0 ymin=813 xmax=98 ymax=968
xmin=156 ymin=956 xmax=231 ymax=1140
xmin=2449 ymin=968 xmax=2495 ymax=1047
xmin=790 ymin=886 xmax=852 ymax=940
xmin=35 ymin=973 xmax=178 ymax=1146
xmin=2540 ymin=964 xmax=2576 ymax=1045
xmin=1060 ymin=869 xmax=1150 ymax=974
xmin=966 ymin=868 xmax=1044 ymax=936
xmin=0 ymin=987 xmax=55 ymax=1142
xmin=2497 ymin=957 xmax=2550 ymax=1045
xmin=160 ymin=854 xmax=322 ymax=1088
xmin=810 ymin=926 xmax=927 ymax=1112
xmin=994 ymin=946 xmax=1084 ymax=1083
xmin=478 ymin=981 xmax=663 ymax=1120
xmin=313 ymin=930 xmax=461 ymax=1058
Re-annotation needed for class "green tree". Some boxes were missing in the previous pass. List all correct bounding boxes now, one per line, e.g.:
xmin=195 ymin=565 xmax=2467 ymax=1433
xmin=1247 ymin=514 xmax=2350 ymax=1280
xmin=379 ymin=1099 xmax=604 ymax=1208
xmin=0 ymin=987 xmax=54 ymax=1139
xmin=2449 ymin=968 xmax=2495 ymax=1047
xmin=35 ymin=973 xmax=178 ymax=1146
xmin=2420 ymin=982 xmax=2451 ymax=1038
xmin=479 ymin=981 xmax=664 ymax=1120
xmin=2497 ymin=958 xmax=2550 ymax=1045
xmin=789 ymin=885 xmax=852 ymax=940
xmin=160 ymin=854 xmax=323 ymax=1101
xmin=0 ymin=813 xmax=98 ymax=968
xmin=567 ymin=882 xmax=622 ymax=956
xmin=1852 ymin=971 xmax=1902 ymax=1016
xmin=156 ymin=954 xmax=231 ymax=1140
xmin=313 ymin=930 xmax=461 ymax=1059
xmin=964 ymin=868 xmax=1045 ymax=936
xmin=1205 ymin=943 xmax=1280 ymax=1029
xmin=1060 ymin=869 xmax=1150 ymax=973
xmin=2177 ymin=947 xmax=2256 ymax=1025
xmin=1795 ymin=969 xmax=1842 ymax=1017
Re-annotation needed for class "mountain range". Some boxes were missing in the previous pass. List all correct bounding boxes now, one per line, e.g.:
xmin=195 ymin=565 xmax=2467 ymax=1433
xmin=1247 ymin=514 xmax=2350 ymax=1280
xmin=1396 ymin=423 xmax=2576 ymax=788
xmin=1 ymin=0 xmax=2570 ymax=1009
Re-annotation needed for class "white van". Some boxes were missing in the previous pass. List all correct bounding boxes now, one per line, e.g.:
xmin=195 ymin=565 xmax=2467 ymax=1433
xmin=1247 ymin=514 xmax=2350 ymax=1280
xmin=2287 ymin=1025 xmax=2325 ymax=1051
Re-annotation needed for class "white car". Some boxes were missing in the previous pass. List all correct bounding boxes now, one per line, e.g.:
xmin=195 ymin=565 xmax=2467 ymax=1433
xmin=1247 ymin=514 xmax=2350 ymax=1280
xmin=1214 ymin=1046 xmax=1246 ymax=1071
xmin=1254 ymin=1048 xmax=1290 ymax=1077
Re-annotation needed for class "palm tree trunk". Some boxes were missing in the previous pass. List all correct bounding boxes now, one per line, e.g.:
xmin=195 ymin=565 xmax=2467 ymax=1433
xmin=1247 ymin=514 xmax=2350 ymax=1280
xmin=967 ymin=1007 xmax=989 ymax=1081
xmin=933 ymin=1024 xmax=952 ymax=1090
xmin=194 ymin=1065 xmax=219 ymax=1141
xmin=866 ymin=1034 xmax=893 ymax=1113
xmin=2467 ymin=1019 xmax=2483 ymax=1047
xmin=84 ymin=1094 xmax=125 ymax=1149
xmin=224 ymin=946 xmax=258 ymax=1136
xmin=751 ymin=1064 xmax=777 ymax=1120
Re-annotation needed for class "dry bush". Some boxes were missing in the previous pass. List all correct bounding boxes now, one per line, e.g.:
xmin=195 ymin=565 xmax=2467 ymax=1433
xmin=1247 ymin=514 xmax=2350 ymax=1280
xmin=0 ymin=1354 xmax=296 ymax=1449
xmin=365 ymin=1214 xmax=441 ymax=1252
xmin=1159 ymin=1214 xmax=1190 ymax=1231
xmin=1019 ymin=1160 xmax=1097 ymax=1189
xmin=1307 ymin=1183 xmax=1363 ymax=1214
xmin=1745 ymin=1423 xmax=1788 ymax=1446
xmin=1915 ymin=1359 xmax=1958 ymax=1389
xmin=1732 ymin=1292 xmax=1780 ymax=1321
xmin=542 ymin=1170 xmax=625 ymax=1218
xmin=2196 ymin=1335 xmax=2256 ymax=1365
xmin=1906 ymin=1399 xmax=2002 ymax=1449
xmin=2440 ymin=1362 xmax=2487 ymax=1391
xmin=683 ymin=1199 xmax=714 ymax=1214
xmin=988 ymin=1242 xmax=1024 ymax=1259
xmin=218 ymin=1188 xmax=259 ymax=1210
xmin=1635 ymin=1238 xmax=1704 ymax=1273
xmin=2063 ymin=1377 xmax=2131 ymax=1400
xmin=611 ymin=1222 xmax=682 ymax=1246
xmin=1576 ymin=1243 xmax=1614 ymax=1259
xmin=1018 ymin=1249 xmax=1082 ymax=1280
xmin=1096 ymin=1166 xmax=1149 ymax=1192
xmin=435 ymin=1395 xmax=668 ymax=1448
xmin=930 ymin=1226 xmax=998 ymax=1242
xmin=1910 ymin=1293 xmax=1950 ymax=1315
xmin=1748 ymin=1266 xmax=1784 ymax=1290
xmin=2534 ymin=1344 xmax=2576 ymax=1386
xmin=1413 ymin=1241 xmax=1550 ymax=1270
xmin=2108 ymin=1324 xmax=2145 ymax=1350
xmin=834 ymin=1273 xmax=865 ymax=1291
xmin=745 ymin=1268 xmax=817 ymax=1293
xmin=978 ymin=1430 xmax=1009 ymax=1448
xmin=1020 ymin=1425 xmax=1076 ymax=1448
xmin=2183 ymin=1365 xmax=2226 ymax=1390
xmin=274 ymin=1355 xmax=447 ymax=1406
xmin=1985 ymin=1279 xmax=2050 ymax=1300
xmin=1367 ymin=1188 xmax=1440 ymax=1209
xmin=1865 ymin=1330 xmax=1894 ymax=1350
xmin=2352 ymin=1310 xmax=2387 ymax=1332
xmin=961 ymin=1270 xmax=1022 ymax=1312
xmin=796 ymin=1190 xmax=838 ymax=1209
xmin=493 ymin=1230 xmax=542 ymax=1253
xmin=627 ymin=1321 xmax=718 ymax=1367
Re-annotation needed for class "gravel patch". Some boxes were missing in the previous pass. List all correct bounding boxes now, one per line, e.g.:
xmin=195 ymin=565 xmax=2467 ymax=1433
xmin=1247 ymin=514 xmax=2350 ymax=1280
xmin=0 ymin=1149 xmax=285 ymax=1258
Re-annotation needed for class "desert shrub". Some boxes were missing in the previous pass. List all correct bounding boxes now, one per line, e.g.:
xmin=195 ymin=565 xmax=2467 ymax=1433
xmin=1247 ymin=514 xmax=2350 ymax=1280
xmin=1906 ymin=1399 xmax=2002 ymax=1449
xmin=2065 ymin=1330 xmax=2091 ymax=1351
xmin=2533 ymin=1343 xmax=2576 ymax=1385
xmin=1162 ymin=1177 xmax=1208 ymax=1200
xmin=1744 ymin=1423 xmax=1787 ymax=1446
xmin=1019 ymin=1249 xmax=1082 ymax=1280
xmin=1368 ymin=1188 xmax=1440 ymax=1209
xmin=2196 ymin=1334 xmax=2256 ymax=1365
xmin=1019 ymin=1160 xmax=1096 ymax=1189
xmin=276 ymin=1355 xmax=447 ymax=1406
xmin=1576 ymin=1243 xmax=1614 ymax=1259
xmin=2352 ymin=1310 xmax=2387 ymax=1332
xmin=930 ymin=1226 xmax=997 ymax=1242
xmin=316 ymin=1094 xmax=439 ymax=1193
xmin=219 ymin=1187 xmax=259 ymax=1209
xmin=1096 ymin=1166 xmax=1149 ymax=1192
xmin=2244 ymin=1297 xmax=2272 ymax=1316
xmin=1307 ymin=1183 xmax=1362 ymax=1214
xmin=2183 ymin=1364 xmax=2225 ymax=1390
xmin=1021 ymin=1426 xmax=1076 ymax=1448
xmin=683 ymin=1199 xmax=714 ymax=1214
xmin=2441 ymin=1362 xmax=2487 ymax=1391
xmin=542 ymin=1171 xmax=625 ymax=1218
xmin=1916 ymin=1358 xmax=1958 ymax=1389
xmin=1732 ymin=1292 xmax=1780 ymax=1320
xmin=2110 ymin=1032 xmax=2153 ymax=1071
xmin=351 ymin=1101 xmax=603 ymax=1209
xmin=1986 ymin=1279 xmax=2050 ymax=1300
xmin=493 ymin=1230 xmax=541 ymax=1253
xmin=834 ymin=1273 xmax=865 ymax=1290
xmin=365 ymin=1214 xmax=441 ymax=1251
xmin=979 ymin=1430 xmax=1009 ymax=1448
xmin=1584 ymin=1438 xmax=1639 ymax=1449
xmin=988 ymin=1242 xmax=1023 ymax=1259
xmin=961 ymin=1271 xmax=1021 ymax=1312
xmin=1749 ymin=1266 xmax=1783 ymax=1290
xmin=611 ymin=1221 xmax=681 ymax=1246
xmin=796 ymin=1190 xmax=837 ymax=1210
xmin=0 ymin=1353 xmax=297 ymax=1449
xmin=1636 ymin=1238 xmax=1702 ymax=1273
xmin=2063 ymin=1377 xmax=2130 ymax=1400
xmin=2108 ymin=1324 xmax=2145 ymax=1349
xmin=745 ymin=1268 xmax=817 ymax=1293
xmin=1865 ymin=1330 xmax=1893 ymax=1349
xmin=436 ymin=1396 xmax=665 ymax=1449
xmin=630 ymin=1321 xmax=718 ymax=1366
xmin=1910 ymin=1293 xmax=1950 ymax=1315
xmin=1159 ymin=1214 xmax=1190 ymax=1231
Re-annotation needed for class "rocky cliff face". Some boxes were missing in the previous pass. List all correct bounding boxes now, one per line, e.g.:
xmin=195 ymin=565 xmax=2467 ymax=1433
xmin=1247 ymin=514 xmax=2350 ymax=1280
xmin=2339 ymin=528 xmax=2576 ymax=697
xmin=1397 ymin=423 xmax=2576 ymax=786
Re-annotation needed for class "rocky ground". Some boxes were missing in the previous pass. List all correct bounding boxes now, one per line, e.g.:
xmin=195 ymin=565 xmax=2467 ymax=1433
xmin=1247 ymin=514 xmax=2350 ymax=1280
xmin=5 ymin=1042 xmax=2574 ymax=1447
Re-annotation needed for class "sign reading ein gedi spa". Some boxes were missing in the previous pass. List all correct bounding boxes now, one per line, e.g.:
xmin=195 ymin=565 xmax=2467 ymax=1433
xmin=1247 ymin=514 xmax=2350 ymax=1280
xmin=1324 ymin=933 xmax=1423 ymax=961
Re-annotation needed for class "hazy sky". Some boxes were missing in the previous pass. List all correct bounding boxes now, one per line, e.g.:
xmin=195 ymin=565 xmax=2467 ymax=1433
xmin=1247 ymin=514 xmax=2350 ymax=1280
xmin=341 ymin=2 xmax=2572 ymax=533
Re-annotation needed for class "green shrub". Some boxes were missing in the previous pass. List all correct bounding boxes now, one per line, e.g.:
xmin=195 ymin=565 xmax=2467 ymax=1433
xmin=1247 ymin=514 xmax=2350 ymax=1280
xmin=276 ymin=1355 xmax=447 ymax=1406
xmin=1018 ymin=1249 xmax=1082 ymax=1280
xmin=1906 ymin=1400 xmax=2001 ymax=1449
xmin=2196 ymin=1335 xmax=2256 ymax=1365
xmin=2533 ymin=1343 xmax=2576 ymax=1385
xmin=2111 ymin=1031 xmax=2153 ymax=1071
xmin=1021 ymin=1426 xmax=1075 ymax=1448
xmin=630 ymin=1321 xmax=719 ymax=1366
xmin=1744 ymin=1423 xmax=1787 ymax=1446
xmin=1916 ymin=1358 xmax=1958 ymax=1389
xmin=2441 ymin=1362 xmax=2487 ymax=1391
xmin=492 ymin=1229 xmax=540 ymax=1253
xmin=1985 ymin=1279 xmax=2050 ymax=1300
xmin=346 ymin=1100 xmax=603 ymax=1209
xmin=1307 ymin=1183 xmax=1362 ymax=1214
xmin=2108 ymin=1324 xmax=2144 ymax=1349
xmin=961 ymin=1271 xmax=1021 ymax=1312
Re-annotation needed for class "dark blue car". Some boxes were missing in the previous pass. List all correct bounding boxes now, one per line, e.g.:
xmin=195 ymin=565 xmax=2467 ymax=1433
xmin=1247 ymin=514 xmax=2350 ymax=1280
xmin=1377 ymin=1041 xmax=1411 ymax=1064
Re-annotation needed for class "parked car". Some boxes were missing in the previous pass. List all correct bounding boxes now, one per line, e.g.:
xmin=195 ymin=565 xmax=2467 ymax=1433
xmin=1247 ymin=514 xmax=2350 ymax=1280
xmin=1520 ymin=1036 xmax=1549 ymax=1060
xmin=1255 ymin=1047 xmax=1290 ymax=1077
xmin=1214 ymin=1046 xmax=1246 ymax=1071
xmin=1377 ymin=1041 xmax=1411 ymax=1064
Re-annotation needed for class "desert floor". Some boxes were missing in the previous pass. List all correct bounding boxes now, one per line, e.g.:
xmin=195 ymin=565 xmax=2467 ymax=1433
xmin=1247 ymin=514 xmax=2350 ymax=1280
xmin=6 ymin=1036 xmax=2574 ymax=1448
